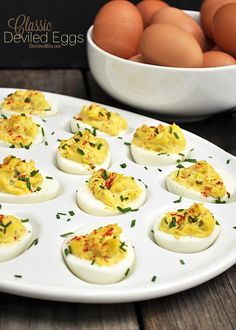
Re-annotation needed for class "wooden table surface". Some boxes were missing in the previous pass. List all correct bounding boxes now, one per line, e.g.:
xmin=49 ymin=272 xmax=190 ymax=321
xmin=0 ymin=69 xmax=235 ymax=330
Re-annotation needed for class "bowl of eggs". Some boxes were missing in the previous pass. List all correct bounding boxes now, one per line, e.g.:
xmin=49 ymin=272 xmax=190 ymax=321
xmin=87 ymin=0 xmax=236 ymax=119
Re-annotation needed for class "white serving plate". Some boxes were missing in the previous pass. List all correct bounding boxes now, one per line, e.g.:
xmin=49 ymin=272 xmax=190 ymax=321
xmin=0 ymin=88 xmax=235 ymax=303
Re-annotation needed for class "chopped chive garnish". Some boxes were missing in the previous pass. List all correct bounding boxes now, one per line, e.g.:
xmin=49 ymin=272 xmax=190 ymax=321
xmin=233 ymin=226 xmax=236 ymax=229
xmin=44 ymin=141 xmax=48 ymax=146
xmin=97 ymin=143 xmax=103 ymax=150
xmin=173 ymin=132 xmax=179 ymax=139
xmin=185 ymin=158 xmax=197 ymax=163
xmin=57 ymin=139 xmax=61 ymax=142
xmin=68 ymin=210 xmax=75 ymax=216
xmin=120 ymin=163 xmax=127 ymax=168
xmin=176 ymin=164 xmax=185 ymax=169
xmin=117 ymin=136 xmax=123 ymax=139
xmin=1 ymin=114 xmax=7 ymax=119
xmin=144 ymin=166 xmax=148 ymax=170
xmin=157 ymin=168 xmax=162 ymax=172
xmin=124 ymin=142 xmax=131 ymax=146
xmin=155 ymin=128 xmax=159 ymax=134
xmin=14 ymin=275 xmax=22 ymax=278
xmin=227 ymin=159 xmax=230 ymax=164
xmin=180 ymin=259 xmax=185 ymax=265
xmin=169 ymin=217 xmax=176 ymax=228
xmin=41 ymin=127 xmax=45 ymax=137
xmin=216 ymin=220 xmax=220 ymax=225
xmin=99 ymin=185 xmax=105 ymax=189
xmin=28 ymin=238 xmax=39 ymax=249
xmin=117 ymin=206 xmax=132 ymax=213
xmin=157 ymin=152 xmax=166 ymax=155
xmin=24 ymin=142 xmax=32 ymax=149
xmin=9 ymin=144 xmax=15 ymax=148
xmin=24 ymin=97 xmax=31 ymax=103
xmin=30 ymin=170 xmax=39 ymax=177
xmin=92 ymin=127 xmax=97 ymax=136
xmin=46 ymin=176 xmax=53 ymax=179
xmin=89 ymin=142 xmax=96 ymax=147
xmin=77 ymin=148 xmax=85 ymax=155
xmin=102 ymin=170 xmax=108 ymax=180
xmin=178 ymin=153 xmax=185 ymax=157
xmin=131 ymin=219 xmax=136 ymax=228
xmin=119 ymin=241 xmax=127 ymax=252
xmin=173 ymin=196 xmax=182 ymax=203
xmin=125 ymin=268 xmax=130 ymax=277
xmin=66 ymin=218 xmax=71 ymax=222
xmin=64 ymin=247 xmax=71 ymax=256
xmin=51 ymin=131 xmax=55 ymax=135
xmin=131 ymin=208 xmax=139 ymax=212
xmin=60 ymin=232 xmax=74 ymax=238
xmin=151 ymin=275 xmax=157 ymax=282
xmin=215 ymin=197 xmax=226 ymax=204
xmin=107 ymin=112 xmax=111 ymax=119
xmin=21 ymin=218 xmax=29 ymax=223
xmin=91 ymin=260 xmax=95 ymax=265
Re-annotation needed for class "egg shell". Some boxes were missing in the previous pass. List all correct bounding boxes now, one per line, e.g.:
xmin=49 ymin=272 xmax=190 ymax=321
xmin=129 ymin=53 xmax=145 ymax=63
xmin=153 ymin=213 xmax=221 ymax=253
xmin=200 ymin=0 xmax=236 ymax=40
xmin=140 ymin=23 xmax=203 ymax=68
xmin=150 ymin=7 xmax=209 ymax=51
xmin=136 ymin=0 xmax=169 ymax=27
xmin=0 ymin=220 xmax=32 ymax=262
xmin=202 ymin=50 xmax=235 ymax=67
xmin=56 ymin=148 xmax=111 ymax=175
xmin=93 ymin=1 xmax=143 ymax=59
xmin=62 ymin=224 xmax=135 ymax=284
xmin=212 ymin=3 xmax=236 ymax=57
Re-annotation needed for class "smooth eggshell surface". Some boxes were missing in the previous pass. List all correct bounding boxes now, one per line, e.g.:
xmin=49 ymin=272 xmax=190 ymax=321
xmin=212 ymin=3 xmax=236 ymax=57
xmin=136 ymin=0 xmax=169 ymax=27
xmin=93 ymin=1 xmax=143 ymax=59
xmin=202 ymin=50 xmax=235 ymax=67
xmin=140 ymin=23 xmax=203 ymax=67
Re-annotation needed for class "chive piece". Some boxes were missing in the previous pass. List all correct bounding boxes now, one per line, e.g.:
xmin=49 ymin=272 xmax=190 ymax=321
xmin=9 ymin=144 xmax=15 ymax=148
xmin=64 ymin=247 xmax=71 ymax=256
xmin=97 ymin=143 xmax=103 ymax=150
xmin=91 ymin=260 xmax=95 ymax=265
xmin=51 ymin=131 xmax=55 ymax=135
xmin=28 ymin=238 xmax=39 ymax=249
xmin=76 ymin=123 xmax=80 ymax=129
xmin=18 ymin=177 xmax=31 ymax=191
xmin=46 ymin=176 xmax=53 ymax=179
xmin=92 ymin=127 xmax=97 ymax=136
xmin=233 ymin=226 xmax=236 ymax=229
xmin=169 ymin=126 xmax=173 ymax=134
xmin=99 ymin=185 xmax=105 ymax=189
xmin=24 ymin=142 xmax=32 ymax=149
xmin=130 ymin=219 xmax=136 ymax=228
xmin=77 ymin=148 xmax=85 ymax=155
xmin=44 ymin=108 xmax=51 ymax=111
xmin=36 ymin=187 xmax=41 ymax=191
xmin=44 ymin=141 xmax=48 ymax=146
xmin=169 ymin=217 xmax=176 ymax=228
xmin=21 ymin=218 xmax=29 ymax=223
xmin=41 ymin=127 xmax=45 ymax=137
xmin=57 ymin=139 xmax=61 ymax=142
xmin=124 ymin=142 xmax=131 ymax=146
xmin=120 ymin=163 xmax=127 ymax=168
xmin=178 ymin=153 xmax=185 ymax=157
xmin=1 ymin=114 xmax=7 ymax=119
xmin=107 ymin=112 xmax=111 ymax=119
xmin=117 ymin=136 xmax=123 ymax=139
xmin=30 ymin=170 xmax=39 ymax=177
xmin=101 ymin=170 xmax=108 ymax=180
xmin=155 ymin=128 xmax=159 ymax=134
xmin=24 ymin=97 xmax=31 ymax=103
xmin=60 ymin=232 xmax=74 ymax=238
xmin=157 ymin=168 xmax=162 ymax=172
xmin=180 ymin=259 xmax=185 ymax=265
xmin=185 ymin=158 xmax=197 ymax=163
xmin=68 ymin=210 xmax=75 ymax=216
xmin=89 ymin=142 xmax=96 ymax=147
xmin=227 ymin=159 xmax=230 ymax=164
xmin=125 ymin=268 xmax=130 ymax=277
xmin=131 ymin=208 xmax=139 ymax=212
xmin=176 ymin=164 xmax=185 ymax=169
xmin=151 ymin=275 xmax=157 ymax=282
xmin=173 ymin=196 xmax=182 ymax=203
xmin=58 ymin=212 xmax=67 ymax=216
xmin=119 ymin=241 xmax=127 ymax=252
xmin=173 ymin=132 xmax=179 ymax=139
xmin=117 ymin=206 xmax=132 ymax=213
xmin=14 ymin=275 xmax=22 ymax=278
xmin=66 ymin=218 xmax=71 ymax=222
xmin=215 ymin=197 xmax=226 ymax=204
xmin=144 ymin=166 xmax=148 ymax=170
xmin=157 ymin=152 xmax=167 ymax=156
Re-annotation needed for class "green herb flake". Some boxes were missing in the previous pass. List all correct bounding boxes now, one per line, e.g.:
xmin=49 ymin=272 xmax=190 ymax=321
xmin=77 ymin=148 xmax=85 ymax=155
xmin=125 ymin=268 xmax=130 ymax=277
xmin=41 ymin=127 xmax=45 ymax=137
xmin=107 ymin=112 xmax=111 ymax=119
xmin=180 ymin=259 xmax=185 ymax=265
xmin=173 ymin=196 xmax=182 ymax=203
xmin=24 ymin=97 xmax=31 ymax=103
xmin=176 ymin=164 xmax=185 ymax=169
xmin=158 ymin=168 xmax=162 ymax=172
xmin=233 ymin=226 xmax=236 ymax=229
xmin=101 ymin=170 xmax=108 ymax=180
xmin=21 ymin=218 xmax=29 ymax=223
xmin=173 ymin=132 xmax=179 ymax=139
xmin=169 ymin=217 xmax=176 ymax=228
xmin=226 ymin=159 xmax=230 ymax=164
xmin=120 ymin=163 xmax=127 ymax=168
xmin=215 ymin=197 xmax=226 ymax=204
xmin=144 ymin=166 xmax=148 ymax=170
xmin=91 ymin=259 xmax=95 ymax=265
xmin=185 ymin=158 xmax=197 ymax=163
xmin=14 ymin=274 xmax=22 ymax=278
xmin=124 ymin=142 xmax=131 ymax=146
xmin=130 ymin=219 xmax=136 ymax=228
xmin=97 ymin=143 xmax=103 ymax=150
xmin=119 ymin=241 xmax=127 ymax=252
xmin=151 ymin=275 xmax=157 ymax=282
xmin=28 ymin=238 xmax=39 ymax=249
xmin=30 ymin=170 xmax=39 ymax=177
xmin=68 ymin=210 xmax=75 ymax=216
xmin=117 ymin=206 xmax=132 ymax=213
xmin=117 ymin=136 xmax=123 ymax=139
xmin=60 ymin=232 xmax=74 ymax=238
xmin=46 ymin=176 xmax=53 ymax=180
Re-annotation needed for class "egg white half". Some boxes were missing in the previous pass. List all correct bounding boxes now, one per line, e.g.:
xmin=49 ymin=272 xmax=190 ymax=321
xmin=166 ymin=169 xmax=235 ymax=203
xmin=153 ymin=213 xmax=221 ymax=253
xmin=0 ymin=115 xmax=44 ymax=148
xmin=0 ymin=173 xmax=59 ymax=203
xmin=77 ymin=179 xmax=146 ymax=216
xmin=70 ymin=118 xmax=127 ymax=137
xmin=1 ymin=93 xmax=59 ymax=117
xmin=62 ymin=224 xmax=135 ymax=284
xmin=131 ymin=143 xmax=189 ymax=166
xmin=0 ymin=220 xmax=32 ymax=262
xmin=56 ymin=149 xmax=111 ymax=175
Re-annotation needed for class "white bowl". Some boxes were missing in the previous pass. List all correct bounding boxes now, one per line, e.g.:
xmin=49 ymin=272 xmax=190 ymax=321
xmin=87 ymin=11 xmax=236 ymax=119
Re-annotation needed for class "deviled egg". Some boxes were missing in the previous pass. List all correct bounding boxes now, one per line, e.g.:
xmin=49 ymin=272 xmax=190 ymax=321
xmin=166 ymin=160 xmax=233 ymax=203
xmin=131 ymin=123 xmax=189 ymax=166
xmin=62 ymin=223 xmax=134 ymax=284
xmin=153 ymin=203 xmax=221 ymax=253
xmin=0 ymin=155 xmax=59 ymax=203
xmin=57 ymin=130 xmax=111 ymax=174
xmin=71 ymin=103 xmax=127 ymax=136
xmin=1 ymin=90 xmax=58 ymax=117
xmin=77 ymin=169 xmax=146 ymax=216
xmin=0 ymin=214 xmax=32 ymax=262
xmin=0 ymin=114 xmax=44 ymax=148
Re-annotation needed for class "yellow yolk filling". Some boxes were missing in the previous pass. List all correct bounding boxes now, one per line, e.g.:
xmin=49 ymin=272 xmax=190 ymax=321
xmin=0 ymin=214 xmax=26 ymax=244
xmin=169 ymin=161 xmax=226 ymax=199
xmin=2 ymin=90 xmax=51 ymax=115
xmin=159 ymin=203 xmax=217 ymax=238
xmin=75 ymin=103 xmax=127 ymax=136
xmin=68 ymin=224 xmax=127 ymax=266
xmin=0 ymin=114 xmax=39 ymax=147
xmin=88 ymin=169 xmax=141 ymax=209
xmin=58 ymin=131 xmax=109 ymax=166
xmin=132 ymin=123 xmax=186 ymax=153
xmin=0 ymin=156 xmax=43 ymax=195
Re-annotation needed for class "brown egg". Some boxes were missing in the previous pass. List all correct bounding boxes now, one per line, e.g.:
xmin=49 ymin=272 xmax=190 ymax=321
xmin=129 ymin=54 xmax=145 ymax=63
xmin=150 ymin=7 xmax=209 ymax=51
xmin=93 ymin=1 xmax=143 ymax=59
xmin=140 ymin=23 xmax=203 ymax=67
xmin=200 ymin=0 xmax=236 ymax=40
xmin=136 ymin=0 xmax=169 ymax=27
xmin=202 ymin=50 xmax=235 ymax=67
xmin=212 ymin=3 xmax=236 ymax=57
